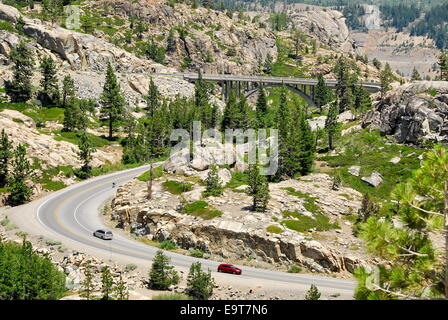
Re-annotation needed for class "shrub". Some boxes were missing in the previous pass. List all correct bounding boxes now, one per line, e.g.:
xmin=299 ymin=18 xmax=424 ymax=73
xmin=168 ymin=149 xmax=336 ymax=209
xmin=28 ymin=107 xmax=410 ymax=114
xmin=125 ymin=264 xmax=137 ymax=272
xmin=187 ymin=262 xmax=215 ymax=300
xmin=159 ymin=240 xmax=177 ymax=250
xmin=162 ymin=180 xmax=194 ymax=194
xmin=189 ymin=248 xmax=205 ymax=258
xmin=0 ymin=239 xmax=66 ymax=299
xmin=266 ymin=225 xmax=284 ymax=234
xmin=288 ymin=265 xmax=302 ymax=273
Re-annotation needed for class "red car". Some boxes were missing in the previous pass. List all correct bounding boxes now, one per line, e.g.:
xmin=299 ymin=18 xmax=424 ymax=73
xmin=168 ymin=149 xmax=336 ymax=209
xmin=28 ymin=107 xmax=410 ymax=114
xmin=217 ymin=264 xmax=242 ymax=275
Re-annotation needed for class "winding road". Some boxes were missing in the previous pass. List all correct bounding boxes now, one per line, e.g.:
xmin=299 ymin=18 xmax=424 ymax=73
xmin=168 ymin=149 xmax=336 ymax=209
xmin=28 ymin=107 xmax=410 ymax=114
xmin=6 ymin=165 xmax=356 ymax=296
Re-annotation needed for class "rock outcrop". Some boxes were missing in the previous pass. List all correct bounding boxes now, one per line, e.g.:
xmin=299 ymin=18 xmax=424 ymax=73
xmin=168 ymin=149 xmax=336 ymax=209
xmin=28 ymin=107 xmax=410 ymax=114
xmin=363 ymin=81 xmax=448 ymax=145
xmin=289 ymin=8 xmax=357 ymax=53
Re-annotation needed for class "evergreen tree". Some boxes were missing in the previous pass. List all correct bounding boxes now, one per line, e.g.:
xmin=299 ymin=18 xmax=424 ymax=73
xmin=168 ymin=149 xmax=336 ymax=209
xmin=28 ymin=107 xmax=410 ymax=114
xmin=100 ymin=266 xmax=114 ymax=300
xmin=314 ymin=73 xmax=331 ymax=112
xmin=100 ymin=62 xmax=126 ymax=140
xmin=297 ymin=107 xmax=315 ymax=175
xmin=113 ymin=273 xmax=129 ymax=300
xmin=0 ymin=129 xmax=12 ymax=188
xmin=166 ymin=28 xmax=176 ymax=53
xmin=7 ymin=144 xmax=34 ymax=206
xmin=79 ymin=261 xmax=94 ymax=300
xmin=438 ymin=51 xmax=448 ymax=81
xmin=325 ymin=102 xmax=339 ymax=150
xmin=149 ymin=250 xmax=180 ymax=290
xmin=235 ymin=94 xmax=250 ymax=130
xmin=187 ymin=262 xmax=215 ymax=300
xmin=42 ymin=0 xmax=63 ymax=25
xmin=5 ymin=41 xmax=34 ymax=103
xmin=146 ymin=77 xmax=160 ymax=117
xmin=355 ymin=145 xmax=448 ymax=299
xmin=62 ymin=75 xmax=75 ymax=108
xmin=305 ymin=285 xmax=321 ymax=300
xmin=334 ymin=56 xmax=353 ymax=113
xmin=255 ymin=86 xmax=269 ymax=129
xmin=380 ymin=63 xmax=393 ymax=98
xmin=203 ymin=164 xmax=223 ymax=197
xmin=353 ymin=86 xmax=372 ymax=115
xmin=221 ymin=90 xmax=238 ymax=130
xmin=38 ymin=56 xmax=60 ymax=106
xmin=246 ymin=163 xmax=270 ymax=212
xmin=63 ymin=101 xmax=87 ymax=132
xmin=274 ymin=86 xmax=291 ymax=180
xmin=77 ymin=131 xmax=96 ymax=176
xmin=411 ymin=67 xmax=422 ymax=81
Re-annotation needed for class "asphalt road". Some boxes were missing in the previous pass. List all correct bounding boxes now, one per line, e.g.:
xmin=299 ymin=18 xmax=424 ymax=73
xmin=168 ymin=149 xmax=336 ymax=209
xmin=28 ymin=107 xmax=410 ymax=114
xmin=7 ymin=165 xmax=356 ymax=294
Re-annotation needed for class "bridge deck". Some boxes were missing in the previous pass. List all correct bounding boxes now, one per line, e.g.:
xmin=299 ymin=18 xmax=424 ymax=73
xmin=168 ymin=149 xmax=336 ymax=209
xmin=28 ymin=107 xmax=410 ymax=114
xmin=153 ymin=72 xmax=382 ymax=93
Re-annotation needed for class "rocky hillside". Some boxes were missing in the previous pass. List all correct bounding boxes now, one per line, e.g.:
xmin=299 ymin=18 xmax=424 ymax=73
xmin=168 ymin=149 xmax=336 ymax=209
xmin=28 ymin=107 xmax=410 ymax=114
xmin=363 ymin=81 xmax=448 ymax=145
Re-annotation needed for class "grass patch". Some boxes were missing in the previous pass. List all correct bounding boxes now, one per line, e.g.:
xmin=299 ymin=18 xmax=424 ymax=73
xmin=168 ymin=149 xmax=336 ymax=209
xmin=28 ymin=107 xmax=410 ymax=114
xmin=162 ymin=180 xmax=193 ymax=194
xmin=319 ymin=129 xmax=425 ymax=199
xmin=152 ymin=293 xmax=191 ymax=300
xmin=225 ymin=171 xmax=248 ymax=190
xmin=159 ymin=240 xmax=177 ymax=250
xmin=281 ymin=211 xmax=340 ymax=233
xmin=282 ymin=187 xmax=322 ymax=214
xmin=266 ymin=225 xmax=284 ymax=234
xmin=181 ymin=201 xmax=223 ymax=220
xmin=53 ymin=131 xmax=112 ymax=148
xmin=137 ymin=166 xmax=164 ymax=181
xmin=0 ymin=217 xmax=17 ymax=231
xmin=288 ymin=265 xmax=302 ymax=273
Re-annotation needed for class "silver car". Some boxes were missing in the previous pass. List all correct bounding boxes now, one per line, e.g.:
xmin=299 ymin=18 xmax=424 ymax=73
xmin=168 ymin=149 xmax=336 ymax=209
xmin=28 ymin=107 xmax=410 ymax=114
xmin=93 ymin=229 xmax=113 ymax=240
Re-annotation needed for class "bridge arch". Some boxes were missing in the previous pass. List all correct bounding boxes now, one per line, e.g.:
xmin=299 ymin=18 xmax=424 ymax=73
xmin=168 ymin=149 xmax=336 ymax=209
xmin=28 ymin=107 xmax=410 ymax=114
xmin=244 ymin=83 xmax=317 ymax=109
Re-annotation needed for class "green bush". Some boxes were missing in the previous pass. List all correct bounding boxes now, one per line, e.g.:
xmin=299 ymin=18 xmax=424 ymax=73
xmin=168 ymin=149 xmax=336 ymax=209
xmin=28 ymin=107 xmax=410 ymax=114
xmin=162 ymin=180 xmax=194 ymax=194
xmin=288 ymin=265 xmax=302 ymax=273
xmin=181 ymin=201 xmax=223 ymax=220
xmin=159 ymin=240 xmax=177 ymax=250
xmin=0 ymin=239 xmax=66 ymax=299
xmin=189 ymin=248 xmax=205 ymax=258
xmin=266 ymin=225 xmax=284 ymax=234
xmin=137 ymin=166 xmax=164 ymax=181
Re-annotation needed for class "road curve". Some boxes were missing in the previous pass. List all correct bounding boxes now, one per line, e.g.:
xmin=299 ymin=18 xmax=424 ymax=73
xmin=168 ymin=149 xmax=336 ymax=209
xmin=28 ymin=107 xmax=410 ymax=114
xmin=12 ymin=165 xmax=356 ymax=293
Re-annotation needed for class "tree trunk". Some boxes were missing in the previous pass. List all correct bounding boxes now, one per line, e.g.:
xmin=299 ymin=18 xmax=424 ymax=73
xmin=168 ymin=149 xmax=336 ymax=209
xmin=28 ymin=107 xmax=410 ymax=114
xmin=444 ymin=181 xmax=448 ymax=299
xmin=146 ymin=165 xmax=153 ymax=200
xmin=109 ymin=113 xmax=113 ymax=140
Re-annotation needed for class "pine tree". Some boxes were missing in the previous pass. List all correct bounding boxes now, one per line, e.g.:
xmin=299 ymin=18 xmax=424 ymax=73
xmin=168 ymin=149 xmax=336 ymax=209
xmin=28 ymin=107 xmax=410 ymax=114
xmin=62 ymin=75 xmax=75 ymax=108
xmin=314 ymin=73 xmax=331 ymax=112
xmin=203 ymin=164 xmax=223 ymax=197
xmin=149 ymin=250 xmax=180 ymax=290
xmin=100 ymin=266 xmax=114 ymax=300
xmin=380 ymin=63 xmax=393 ymax=98
xmin=187 ymin=262 xmax=215 ymax=300
xmin=305 ymin=284 xmax=321 ymax=300
xmin=63 ymin=101 xmax=87 ymax=132
xmin=246 ymin=163 xmax=270 ymax=212
xmin=7 ymin=144 xmax=34 ymax=206
xmin=39 ymin=56 xmax=60 ymax=106
xmin=411 ymin=67 xmax=422 ymax=81
xmin=0 ymin=129 xmax=12 ymax=188
xmin=235 ymin=94 xmax=250 ymax=130
xmin=297 ymin=107 xmax=315 ymax=175
xmin=325 ymin=102 xmax=339 ymax=150
xmin=146 ymin=77 xmax=160 ymax=117
xmin=100 ymin=62 xmax=126 ymax=140
xmin=77 ymin=131 xmax=96 ymax=176
xmin=334 ymin=56 xmax=353 ymax=113
xmin=438 ymin=51 xmax=448 ymax=81
xmin=221 ymin=90 xmax=238 ymax=130
xmin=42 ymin=0 xmax=63 ymax=26
xmin=255 ymin=86 xmax=269 ymax=129
xmin=113 ymin=273 xmax=129 ymax=300
xmin=355 ymin=145 xmax=448 ymax=299
xmin=353 ymin=86 xmax=372 ymax=115
xmin=166 ymin=28 xmax=176 ymax=53
xmin=274 ymin=86 xmax=291 ymax=179
xmin=80 ymin=261 xmax=94 ymax=300
xmin=5 ymin=41 xmax=34 ymax=103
